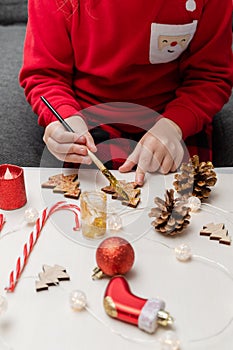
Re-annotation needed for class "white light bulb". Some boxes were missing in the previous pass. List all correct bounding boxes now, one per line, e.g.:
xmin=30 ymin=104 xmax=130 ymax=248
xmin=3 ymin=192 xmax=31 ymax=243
xmin=159 ymin=330 xmax=181 ymax=350
xmin=24 ymin=208 xmax=39 ymax=224
xmin=108 ymin=214 xmax=122 ymax=231
xmin=69 ymin=290 xmax=87 ymax=311
xmin=175 ymin=244 xmax=192 ymax=262
xmin=188 ymin=196 xmax=201 ymax=212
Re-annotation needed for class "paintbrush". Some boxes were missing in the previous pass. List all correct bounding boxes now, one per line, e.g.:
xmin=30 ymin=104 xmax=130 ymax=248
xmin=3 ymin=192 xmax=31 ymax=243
xmin=40 ymin=96 xmax=129 ymax=201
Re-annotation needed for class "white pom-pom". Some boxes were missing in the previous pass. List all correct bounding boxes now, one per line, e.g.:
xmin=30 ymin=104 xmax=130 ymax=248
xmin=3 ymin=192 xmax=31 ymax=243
xmin=185 ymin=0 xmax=196 ymax=12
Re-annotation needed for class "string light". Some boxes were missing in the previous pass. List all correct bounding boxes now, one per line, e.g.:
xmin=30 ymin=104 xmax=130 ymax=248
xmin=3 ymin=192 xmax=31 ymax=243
xmin=0 ymin=207 xmax=39 ymax=241
xmin=159 ymin=331 xmax=181 ymax=350
xmin=69 ymin=290 xmax=87 ymax=311
xmin=24 ymin=207 xmax=39 ymax=224
xmin=174 ymin=244 xmax=192 ymax=262
xmin=1 ymin=198 xmax=233 ymax=348
xmin=107 ymin=214 xmax=123 ymax=231
xmin=187 ymin=196 xmax=201 ymax=212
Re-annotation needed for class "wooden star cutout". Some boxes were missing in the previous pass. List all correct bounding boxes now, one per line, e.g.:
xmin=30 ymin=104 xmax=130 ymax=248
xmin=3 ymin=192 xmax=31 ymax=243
xmin=200 ymin=223 xmax=231 ymax=245
xmin=35 ymin=265 xmax=70 ymax=292
xmin=41 ymin=173 xmax=81 ymax=199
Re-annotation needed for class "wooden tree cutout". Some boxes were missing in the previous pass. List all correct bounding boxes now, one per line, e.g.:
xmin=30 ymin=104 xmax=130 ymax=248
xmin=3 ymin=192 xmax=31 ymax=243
xmin=101 ymin=181 xmax=141 ymax=208
xmin=41 ymin=173 xmax=81 ymax=199
xmin=36 ymin=265 xmax=70 ymax=292
xmin=200 ymin=223 xmax=231 ymax=245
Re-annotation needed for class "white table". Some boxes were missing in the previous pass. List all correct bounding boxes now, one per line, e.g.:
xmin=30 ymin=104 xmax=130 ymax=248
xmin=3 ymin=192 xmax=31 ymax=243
xmin=0 ymin=167 xmax=233 ymax=350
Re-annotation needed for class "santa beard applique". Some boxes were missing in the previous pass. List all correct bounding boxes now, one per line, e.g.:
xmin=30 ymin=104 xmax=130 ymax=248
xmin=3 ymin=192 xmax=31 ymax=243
xmin=149 ymin=21 xmax=198 ymax=64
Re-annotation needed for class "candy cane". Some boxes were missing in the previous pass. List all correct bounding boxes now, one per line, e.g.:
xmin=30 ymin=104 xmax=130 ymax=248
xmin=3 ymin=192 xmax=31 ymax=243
xmin=5 ymin=201 xmax=80 ymax=292
xmin=0 ymin=214 xmax=5 ymax=232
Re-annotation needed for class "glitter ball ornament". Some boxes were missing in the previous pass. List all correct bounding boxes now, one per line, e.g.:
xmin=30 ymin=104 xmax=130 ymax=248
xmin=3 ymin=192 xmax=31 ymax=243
xmin=93 ymin=237 xmax=135 ymax=279
xmin=159 ymin=330 xmax=180 ymax=350
xmin=24 ymin=207 xmax=39 ymax=224
xmin=69 ymin=290 xmax=87 ymax=311
xmin=175 ymin=244 xmax=192 ymax=262
xmin=107 ymin=214 xmax=122 ymax=231
xmin=0 ymin=295 xmax=8 ymax=315
xmin=187 ymin=196 xmax=201 ymax=212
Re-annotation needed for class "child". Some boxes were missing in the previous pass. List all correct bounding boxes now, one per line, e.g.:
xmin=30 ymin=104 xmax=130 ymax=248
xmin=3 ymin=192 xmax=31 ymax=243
xmin=20 ymin=0 xmax=233 ymax=185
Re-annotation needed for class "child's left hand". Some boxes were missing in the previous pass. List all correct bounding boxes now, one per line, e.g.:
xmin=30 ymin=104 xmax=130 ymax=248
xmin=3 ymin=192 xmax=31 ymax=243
xmin=119 ymin=118 xmax=184 ymax=185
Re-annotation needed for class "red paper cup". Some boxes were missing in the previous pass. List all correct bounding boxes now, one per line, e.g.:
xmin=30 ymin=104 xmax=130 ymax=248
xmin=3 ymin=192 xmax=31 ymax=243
xmin=0 ymin=164 xmax=27 ymax=210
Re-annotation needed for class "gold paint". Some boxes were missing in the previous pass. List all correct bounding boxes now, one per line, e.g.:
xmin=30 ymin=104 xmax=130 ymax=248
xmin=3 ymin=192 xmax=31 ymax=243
xmin=102 ymin=169 xmax=129 ymax=201
xmin=104 ymin=296 xmax=118 ymax=318
xmin=80 ymin=191 xmax=107 ymax=239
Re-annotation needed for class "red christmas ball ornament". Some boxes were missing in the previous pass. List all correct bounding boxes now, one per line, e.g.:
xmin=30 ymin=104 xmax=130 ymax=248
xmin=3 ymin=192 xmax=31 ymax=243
xmin=92 ymin=237 xmax=135 ymax=279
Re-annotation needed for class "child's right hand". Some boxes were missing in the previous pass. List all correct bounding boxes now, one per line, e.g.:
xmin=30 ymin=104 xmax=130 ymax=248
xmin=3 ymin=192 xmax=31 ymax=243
xmin=43 ymin=115 xmax=97 ymax=163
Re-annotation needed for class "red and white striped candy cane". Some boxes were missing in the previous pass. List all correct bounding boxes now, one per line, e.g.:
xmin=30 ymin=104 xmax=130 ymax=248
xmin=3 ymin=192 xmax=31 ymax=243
xmin=0 ymin=214 xmax=5 ymax=232
xmin=5 ymin=201 xmax=80 ymax=292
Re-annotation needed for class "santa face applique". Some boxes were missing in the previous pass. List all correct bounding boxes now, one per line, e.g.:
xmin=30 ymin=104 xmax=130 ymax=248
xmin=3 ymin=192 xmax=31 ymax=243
xmin=149 ymin=21 xmax=198 ymax=64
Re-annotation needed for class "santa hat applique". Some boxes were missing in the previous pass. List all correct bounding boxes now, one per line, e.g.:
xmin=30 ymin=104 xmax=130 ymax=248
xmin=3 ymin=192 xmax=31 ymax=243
xmin=186 ymin=0 xmax=196 ymax=12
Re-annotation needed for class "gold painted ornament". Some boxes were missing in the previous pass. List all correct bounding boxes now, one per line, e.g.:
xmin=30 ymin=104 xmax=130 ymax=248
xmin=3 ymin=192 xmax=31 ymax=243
xmin=149 ymin=189 xmax=191 ymax=236
xmin=41 ymin=173 xmax=81 ymax=199
xmin=101 ymin=181 xmax=141 ymax=208
xmin=173 ymin=155 xmax=217 ymax=200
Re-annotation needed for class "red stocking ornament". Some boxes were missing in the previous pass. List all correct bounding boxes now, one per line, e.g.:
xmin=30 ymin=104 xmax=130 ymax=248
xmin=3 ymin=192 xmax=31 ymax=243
xmin=104 ymin=276 xmax=173 ymax=334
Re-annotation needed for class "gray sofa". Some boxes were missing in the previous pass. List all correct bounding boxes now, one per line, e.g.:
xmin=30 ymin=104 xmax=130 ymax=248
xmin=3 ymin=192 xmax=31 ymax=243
xmin=0 ymin=0 xmax=233 ymax=167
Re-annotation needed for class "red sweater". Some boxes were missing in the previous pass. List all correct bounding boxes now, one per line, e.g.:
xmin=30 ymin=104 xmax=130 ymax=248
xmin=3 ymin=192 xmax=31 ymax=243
xmin=20 ymin=0 xmax=233 ymax=141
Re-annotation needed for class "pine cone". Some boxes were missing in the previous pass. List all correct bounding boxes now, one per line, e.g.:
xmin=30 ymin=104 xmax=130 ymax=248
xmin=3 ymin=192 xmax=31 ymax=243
xmin=149 ymin=189 xmax=191 ymax=236
xmin=173 ymin=155 xmax=217 ymax=200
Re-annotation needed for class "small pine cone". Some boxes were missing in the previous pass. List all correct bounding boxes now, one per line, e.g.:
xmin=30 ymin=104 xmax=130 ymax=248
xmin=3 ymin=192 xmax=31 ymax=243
xmin=149 ymin=189 xmax=191 ymax=236
xmin=173 ymin=155 xmax=217 ymax=200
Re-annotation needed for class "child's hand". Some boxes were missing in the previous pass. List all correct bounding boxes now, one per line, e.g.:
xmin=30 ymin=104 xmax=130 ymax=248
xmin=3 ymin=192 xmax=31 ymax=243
xmin=43 ymin=115 xmax=97 ymax=163
xmin=119 ymin=118 xmax=184 ymax=185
